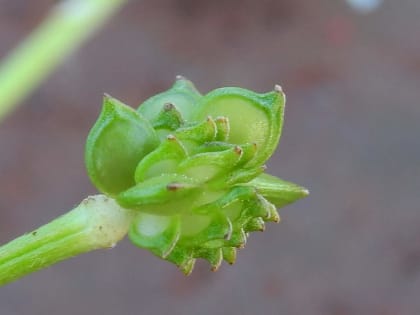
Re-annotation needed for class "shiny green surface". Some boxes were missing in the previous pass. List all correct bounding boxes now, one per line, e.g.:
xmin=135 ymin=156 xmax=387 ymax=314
xmin=86 ymin=77 xmax=307 ymax=274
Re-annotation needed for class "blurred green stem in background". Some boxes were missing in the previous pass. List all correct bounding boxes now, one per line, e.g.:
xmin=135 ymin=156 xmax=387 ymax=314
xmin=0 ymin=0 xmax=128 ymax=123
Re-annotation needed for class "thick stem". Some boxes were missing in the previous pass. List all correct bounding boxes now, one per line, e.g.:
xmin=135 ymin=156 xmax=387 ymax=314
xmin=0 ymin=195 xmax=135 ymax=286
xmin=0 ymin=0 xmax=128 ymax=122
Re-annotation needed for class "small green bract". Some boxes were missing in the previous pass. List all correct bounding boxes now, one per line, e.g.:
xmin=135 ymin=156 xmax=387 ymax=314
xmin=85 ymin=76 xmax=308 ymax=274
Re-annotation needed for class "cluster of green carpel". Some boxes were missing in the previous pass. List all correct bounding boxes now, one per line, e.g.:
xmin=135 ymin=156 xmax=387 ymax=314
xmin=85 ymin=76 xmax=308 ymax=274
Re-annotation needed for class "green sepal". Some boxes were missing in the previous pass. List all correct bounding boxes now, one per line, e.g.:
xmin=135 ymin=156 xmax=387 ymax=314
xmin=243 ymin=194 xmax=273 ymax=219
xmin=265 ymin=203 xmax=280 ymax=223
xmin=117 ymin=174 xmax=198 ymax=213
xmin=138 ymin=76 xmax=201 ymax=122
xmin=179 ymin=258 xmax=195 ymax=275
xmin=209 ymin=143 xmax=259 ymax=187
xmin=244 ymin=217 xmax=265 ymax=232
xmin=226 ymin=229 xmax=247 ymax=248
xmin=85 ymin=95 xmax=159 ymax=196
xmin=214 ymin=116 xmax=230 ymax=141
xmin=134 ymin=135 xmax=187 ymax=182
xmin=192 ymin=86 xmax=285 ymax=166
xmin=150 ymin=103 xmax=184 ymax=139
xmin=236 ymin=143 xmax=258 ymax=166
xmin=186 ymin=148 xmax=243 ymax=184
xmin=180 ymin=210 xmax=233 ymax=246
xmin=165 ymin=246 xmax=195 ymax=275
xmin=195 ymin=141 xmax=234 ymax=154
xmin=195 ymin=248 xmax=223 ymax=271
xmin=129 ymin=213 xmax=181 ymax=258
xmin=175 ymin=117 xmax=217 ymax=153
xmin=177 ymin=146 xmax=243 ymax=184
xmin=226 ymin=166 xmax=265 ymax=186
xmin=248 ymin=173 xmax=309 ymax=208
xmin=163 ymin=209 xmax=232 ymax=271
xmin=201 ymin=239 xmax=226 ymax=249
xmin=215 ymin=185 xmax=257 ymax=211
xmin=219 ymin=191 xmax=273 ymax=247
xmin=222 ymin=247 xmax=237 ymax=264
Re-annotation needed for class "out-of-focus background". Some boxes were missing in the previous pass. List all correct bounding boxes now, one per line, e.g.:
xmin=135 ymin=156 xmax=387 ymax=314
xmin=1 ymin=0 xmax=419 ymax=314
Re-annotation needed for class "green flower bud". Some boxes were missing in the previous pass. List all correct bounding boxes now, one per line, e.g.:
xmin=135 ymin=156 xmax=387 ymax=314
xmin=85 ymin=77 xmax=308 ymax=274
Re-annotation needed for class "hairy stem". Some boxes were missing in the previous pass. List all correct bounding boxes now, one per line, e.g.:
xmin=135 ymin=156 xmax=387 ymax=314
xmin=0 ymin=0 xmax=128 ymax=122
xmin=0 ymin=195 xmax=135 ymax=286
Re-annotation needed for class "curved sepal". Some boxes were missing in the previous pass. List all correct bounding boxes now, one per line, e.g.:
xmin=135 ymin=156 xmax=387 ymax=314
xmin=195 ymin=141 xmax=234 ymax=154
xmin=129 ymin=214 xmax=181 ymax=258
xmin=222 ymin=247 xmax=237 ymax=265
xmin=150 ymin=103 xmax=184 ymax=140
xmin=180 ymin=210 xmax=233 ymax=246
xmin=135 ymin=135 xmax=187 ymax=182
xmin=192 ymin=86 xmax=285 ymax=166
xmin=117 ymin=174 xmax=198 ymax=214
xmin=226 ymin=229 xmax=247 ymax=248
xmin=175 ymin=117 xmax=217 ymax=153
xmin=85 ymin=95 xmax=159 ymax=196
xmin=265 ymin=204 xmax=281 ymax=223
xmin=244 ymin=217 xmax=265 ymax=232
xmin=161 ymin=209 xmax=233 ymax=273
xmin=138 ymin=76 xmax=201 ymax=122
xmin=248 ymin=173 xmax=309 ymax=208
xmin=177 ymin=146 xmax=243 ymax=184
xmin=214 ymin=116 xmax=230 ymax=141
xmin=195 ymin=248 xmax=223 ymax=271
xmin=226 ymin=166 xmax=265 ymax=186
xmin=165 ymin=247 xmax=195 ymax=275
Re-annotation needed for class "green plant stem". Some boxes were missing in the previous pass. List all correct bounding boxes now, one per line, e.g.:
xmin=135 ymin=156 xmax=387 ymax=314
xmin=0 ymin=195 xmax=135 ymax=286
xmin=0 ymin=0 xmax=128 ymax=123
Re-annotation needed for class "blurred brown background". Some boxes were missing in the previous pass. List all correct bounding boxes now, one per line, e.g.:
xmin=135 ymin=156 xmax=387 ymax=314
xmin=1 ymin=0 xmax=420 ymax=314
